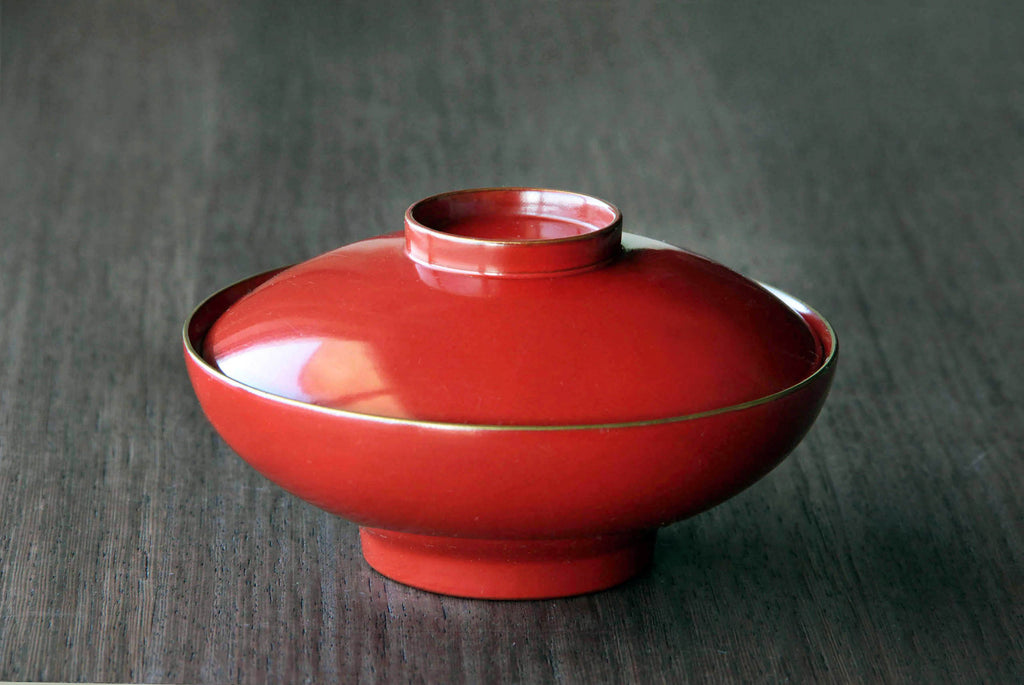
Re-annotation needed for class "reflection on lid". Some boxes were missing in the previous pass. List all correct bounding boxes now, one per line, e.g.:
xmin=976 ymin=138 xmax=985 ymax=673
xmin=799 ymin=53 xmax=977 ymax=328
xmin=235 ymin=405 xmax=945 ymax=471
xmin=215 ymin=337 xmax=406 ymax=417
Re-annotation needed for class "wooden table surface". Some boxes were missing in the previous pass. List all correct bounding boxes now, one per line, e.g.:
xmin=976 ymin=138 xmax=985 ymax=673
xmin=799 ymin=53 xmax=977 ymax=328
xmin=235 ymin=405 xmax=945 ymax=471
xmin=1 ymin=1 xmax=1021 ymax=682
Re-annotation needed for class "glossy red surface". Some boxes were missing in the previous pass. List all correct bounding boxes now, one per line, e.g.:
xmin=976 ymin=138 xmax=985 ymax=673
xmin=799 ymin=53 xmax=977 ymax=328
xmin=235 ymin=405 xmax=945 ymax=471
xmin=183 ymin=188 xmax=838 ymax=598
xmin=202 ymin=189 xmax=821 ymax=426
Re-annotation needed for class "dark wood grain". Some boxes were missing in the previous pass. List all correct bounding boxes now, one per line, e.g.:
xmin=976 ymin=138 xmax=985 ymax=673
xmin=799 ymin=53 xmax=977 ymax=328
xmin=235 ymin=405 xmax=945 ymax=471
xmin=1 ymin=0 xmax=1021 ymax=682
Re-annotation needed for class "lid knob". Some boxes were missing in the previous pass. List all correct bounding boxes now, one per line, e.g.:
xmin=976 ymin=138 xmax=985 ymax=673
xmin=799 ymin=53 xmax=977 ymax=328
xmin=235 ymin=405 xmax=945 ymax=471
xmin=404 ymin=188 xmax=622 ymax=277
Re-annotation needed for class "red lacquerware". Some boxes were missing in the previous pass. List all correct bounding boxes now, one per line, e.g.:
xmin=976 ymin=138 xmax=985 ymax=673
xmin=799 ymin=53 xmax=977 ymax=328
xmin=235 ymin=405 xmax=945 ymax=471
xmin=183 ymin=188 xmax=837 ymax=599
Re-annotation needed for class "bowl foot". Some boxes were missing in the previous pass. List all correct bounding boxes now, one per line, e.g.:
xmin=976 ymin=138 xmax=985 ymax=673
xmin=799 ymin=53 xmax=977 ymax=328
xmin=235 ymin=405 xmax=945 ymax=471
xmin=359 ymin=527 xmax=656 ymax=599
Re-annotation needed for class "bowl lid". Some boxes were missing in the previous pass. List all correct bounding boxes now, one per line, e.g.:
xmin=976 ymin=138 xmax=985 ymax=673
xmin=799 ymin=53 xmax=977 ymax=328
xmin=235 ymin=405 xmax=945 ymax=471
xmin=202 ymin=188 xmax=823 ymax=425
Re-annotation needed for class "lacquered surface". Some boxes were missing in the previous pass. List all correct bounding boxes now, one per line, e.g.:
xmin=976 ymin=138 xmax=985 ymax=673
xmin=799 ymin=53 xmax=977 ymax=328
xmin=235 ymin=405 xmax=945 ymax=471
xmin=184 ymin=265 xmax=835 ymax=596
xmin=202 ymin=190 xmax=822 ymax=426
xmin=408 ymin=187 xmax=619 ymax=242
xmin=359 ymin=529 xmax=657 ymax=600
xmin=404 ymin=188 xmax=625 ymax=276
xmin=187 ymin=189 xmax=837 ymax=596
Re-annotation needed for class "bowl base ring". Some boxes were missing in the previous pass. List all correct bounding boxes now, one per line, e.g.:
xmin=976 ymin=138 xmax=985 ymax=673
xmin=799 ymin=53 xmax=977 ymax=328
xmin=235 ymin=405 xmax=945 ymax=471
xmin=360 ymin=527 xmax=656 ymax=599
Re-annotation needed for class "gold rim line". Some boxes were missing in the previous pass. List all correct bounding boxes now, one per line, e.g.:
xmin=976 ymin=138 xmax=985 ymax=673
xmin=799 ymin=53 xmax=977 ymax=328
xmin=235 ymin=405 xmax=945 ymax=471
xmin=403 ymin=248 xmax=623 ymax=278
xmin=182 ymin=269 xmax=837 ymax=433
xmin=405 ymin=187 xmax=623 ymax=247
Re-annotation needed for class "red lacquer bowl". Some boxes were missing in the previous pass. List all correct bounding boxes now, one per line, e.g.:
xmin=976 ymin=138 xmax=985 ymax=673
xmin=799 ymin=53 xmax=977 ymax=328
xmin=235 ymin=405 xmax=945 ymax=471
xmin=183 ymin=188 xmax=837 ymax=599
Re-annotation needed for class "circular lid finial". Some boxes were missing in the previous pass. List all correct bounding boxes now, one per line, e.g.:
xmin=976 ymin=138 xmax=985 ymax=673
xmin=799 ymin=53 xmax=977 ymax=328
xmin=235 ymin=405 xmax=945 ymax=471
xmin=404 ymin=188 xmax=623 ymax=277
